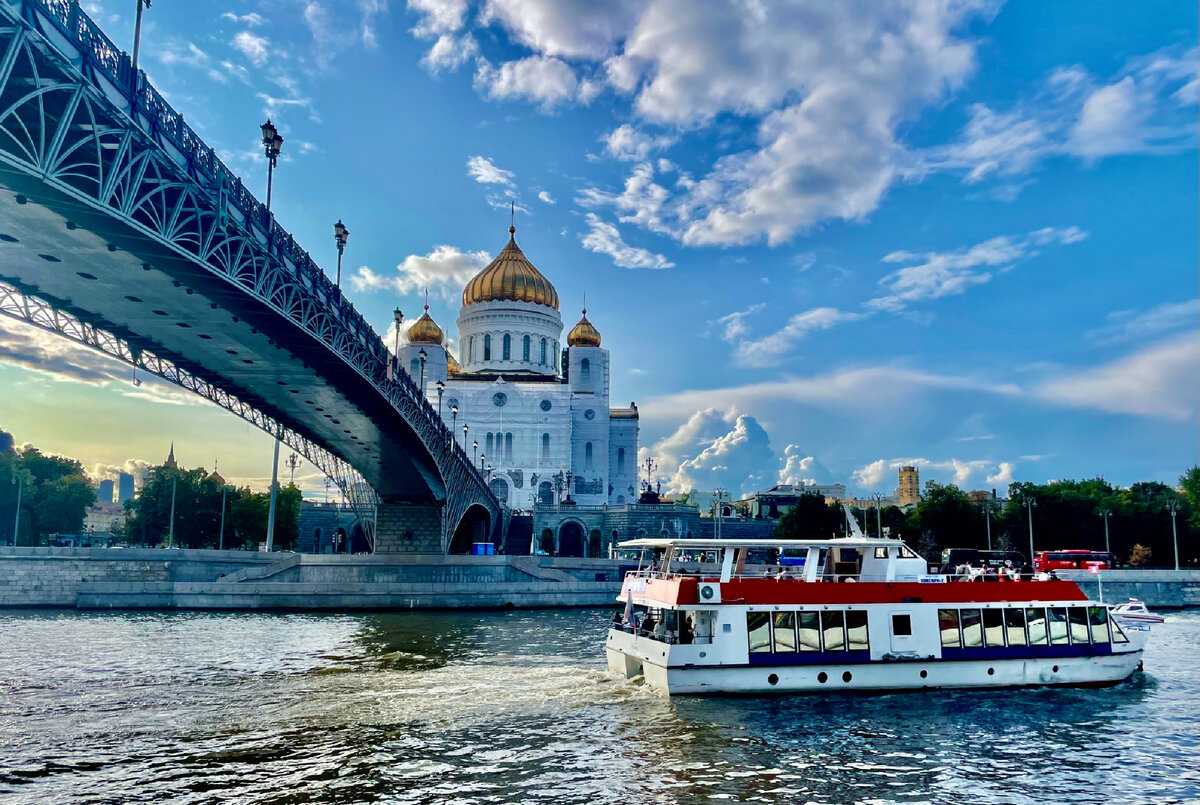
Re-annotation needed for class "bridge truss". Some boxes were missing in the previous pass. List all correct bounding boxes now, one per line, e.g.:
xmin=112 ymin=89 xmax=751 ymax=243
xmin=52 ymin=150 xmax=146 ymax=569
xmin=0 ymin=0 xmax=501 ymax=548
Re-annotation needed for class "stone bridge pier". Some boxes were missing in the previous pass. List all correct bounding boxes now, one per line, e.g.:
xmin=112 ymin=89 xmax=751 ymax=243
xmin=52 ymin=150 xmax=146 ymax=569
xmin=374 ymin=503 xmax=494 ymax=554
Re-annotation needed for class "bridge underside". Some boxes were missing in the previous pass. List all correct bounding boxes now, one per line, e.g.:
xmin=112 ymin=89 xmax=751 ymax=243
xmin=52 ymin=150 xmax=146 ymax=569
xmin=0 ymin=176 xmax=441 ymax=502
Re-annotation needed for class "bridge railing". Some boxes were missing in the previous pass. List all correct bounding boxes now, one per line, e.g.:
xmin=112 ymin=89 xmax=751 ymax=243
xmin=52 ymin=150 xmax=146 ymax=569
xmin=22 ymin=0 xmax=496 ymax=504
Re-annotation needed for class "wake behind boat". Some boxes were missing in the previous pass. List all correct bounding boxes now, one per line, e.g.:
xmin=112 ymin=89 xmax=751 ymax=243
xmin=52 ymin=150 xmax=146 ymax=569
xmin=606 ymin=529 xmax=1154 ymax=696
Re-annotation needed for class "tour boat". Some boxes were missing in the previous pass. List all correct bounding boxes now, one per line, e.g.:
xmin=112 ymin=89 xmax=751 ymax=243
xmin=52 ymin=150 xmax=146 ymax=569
xmin=607 ymin=530 xmax=1151 ymax=696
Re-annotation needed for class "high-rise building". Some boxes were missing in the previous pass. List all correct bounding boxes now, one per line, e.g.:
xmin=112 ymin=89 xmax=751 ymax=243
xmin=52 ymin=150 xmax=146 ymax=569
xmin=898 ymin=465 xmax=920 ymax=507
xmin=117 ymin=472 xmax=135 ymax=503
xmin=97 ymin=479 xmax=114 ymax=505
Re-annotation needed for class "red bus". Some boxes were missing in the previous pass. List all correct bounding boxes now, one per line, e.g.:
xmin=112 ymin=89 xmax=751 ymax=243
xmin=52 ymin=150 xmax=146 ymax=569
xmin=1034 ymin=550 xmax=1115 ymax=572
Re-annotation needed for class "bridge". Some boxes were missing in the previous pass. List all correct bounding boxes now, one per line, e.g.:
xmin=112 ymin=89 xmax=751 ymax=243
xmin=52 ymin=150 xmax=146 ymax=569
xmin=0 ymin=0 xmax=502 ymax=553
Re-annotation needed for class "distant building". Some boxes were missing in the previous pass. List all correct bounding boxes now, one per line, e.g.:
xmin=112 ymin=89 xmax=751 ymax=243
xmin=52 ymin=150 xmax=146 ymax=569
xmin=117 ymin=472 xmax=135 ymax=503
xmin=898 ymin=465 xmax=920 ymax=506
xmin=84 ymin=503 xmax=125 ymax=538
xmin=746 ymin=483 xmax=848 ymax=519
xmin=97 ymin=479 xmax=114 ymax=505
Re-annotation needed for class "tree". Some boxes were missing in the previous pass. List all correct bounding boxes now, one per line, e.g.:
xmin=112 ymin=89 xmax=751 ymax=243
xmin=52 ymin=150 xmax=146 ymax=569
xmin=6 ymin=447 xmax=95 ymax=544
xmin=907 ymin=482 xmax=982 ymax=557
xmin=1181 ymin=466 xmax=1200 ymax=536
xmin=1129 ymin=543 xmax=1152 ymax=567
xmin=775 ymin=493 xmax=843 ymax=541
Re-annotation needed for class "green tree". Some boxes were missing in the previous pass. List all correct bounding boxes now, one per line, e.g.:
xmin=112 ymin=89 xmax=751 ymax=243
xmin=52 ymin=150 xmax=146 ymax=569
xmin=906 ymin=482 xmax=983 ymax=560
xmin=10 ymin=447 xmax=95 ymax=543
xmin=775 ymin=493 xmax=843 ymax=540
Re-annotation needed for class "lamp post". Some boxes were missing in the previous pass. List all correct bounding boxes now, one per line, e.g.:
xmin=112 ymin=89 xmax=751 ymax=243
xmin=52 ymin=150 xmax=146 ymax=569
xmin=1098 ymin=508 xmax=1112 ymax=556
xmin=260 ymin=120 xmax=284 ymax=552
xmin=259 ymin=120 xmax=283 ymax=212
xmin=218 ymin=484 xmax=228 ymax=551
xmin=714 ymin=487 xmax=726 ymax=541
xmin=1025 ymin=496 xmax=1037 ymax=566
xmin=392 ymin=308 xmax=403 ymax=380
xmin=462 ymin=423 xmax=468 ymax=452
xmin=333 ymin=219 xmax=349 ymax=289
xmin=473 ymin=439 xmax=478 ymax=466
xmin=981 ymin=500 xmax=994 ymax=551
xmin=1167 ymin=501 xmax=1180 ymax=570
xmin=418 ymin=348 xmax=427 ymax=394
xmin=167 ymin=476 xmax=177 ymax=549
xmin=450 ymin=405 xmax=458 ymax=447
xmin=131 ymin=0 xmax=151 ymax=76
xmin=11 ymin=471 xmax=23 ymax=546
xmin=870 ymin=492 xmax=884 ymax=538
xmin=436 ymin=380 xmax=445 ymax=419
xmin=479 ymin=452 xmax=485 ymax=473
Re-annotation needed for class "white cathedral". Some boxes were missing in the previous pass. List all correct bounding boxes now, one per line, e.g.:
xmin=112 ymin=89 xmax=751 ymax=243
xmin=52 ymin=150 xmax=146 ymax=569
xmin=397 ymin=225 xmax=640 ymax=511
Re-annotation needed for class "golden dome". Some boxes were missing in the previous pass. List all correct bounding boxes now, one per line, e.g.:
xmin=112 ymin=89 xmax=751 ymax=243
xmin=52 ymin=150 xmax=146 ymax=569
xmin=446 ymin=350 xmax=461 ymax=375
xmin=567 ymin=308 xmax=601 ymax=347
xmin=407 ymin=304 xmax=444 ymax=345
xmin=463 ymin=226 xmax=559 ymax=309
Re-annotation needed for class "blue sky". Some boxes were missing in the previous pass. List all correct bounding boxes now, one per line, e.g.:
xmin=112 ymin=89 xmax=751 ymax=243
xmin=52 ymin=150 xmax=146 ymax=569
xmin=1 ymin=0 xmax=1196 ymax=499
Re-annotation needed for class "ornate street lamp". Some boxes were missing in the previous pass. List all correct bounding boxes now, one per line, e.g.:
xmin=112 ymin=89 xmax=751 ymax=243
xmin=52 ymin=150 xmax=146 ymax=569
xmin=472 ymin=439 xmax=478 ymax=466
xmin=450 ymin=405 xmax=458 ymax=446
xmin=1167 ymin=500 xmax=1180 ymax=570
xmin=260 ymin=119 xmax=283 ymax=211
xmin=479 ymin=452 xmax=485 ymax=472
xmin=435 ymin=380 xmax=445 ymax=419
xmin=418 ymin=348 xmax=427 ymax=393
xmin=1098 ymin=508 xmax=1112 ymax=556
xmin=333 ymin=219 xmax=349 ymax=289
xmin=462 ymin=423 xmax=469 ymax=452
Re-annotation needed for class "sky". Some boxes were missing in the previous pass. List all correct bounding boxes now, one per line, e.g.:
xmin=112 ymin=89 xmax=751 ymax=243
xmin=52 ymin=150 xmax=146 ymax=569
xmin=0 ymin=0 xmax=1196 ymax=501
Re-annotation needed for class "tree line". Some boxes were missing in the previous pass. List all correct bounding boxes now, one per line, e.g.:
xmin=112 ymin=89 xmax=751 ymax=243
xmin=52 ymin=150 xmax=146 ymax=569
xmin=0 ymin=430 xmax=302 ymax=549
xmin=775 ymin=468 xmax=1199 ymax=568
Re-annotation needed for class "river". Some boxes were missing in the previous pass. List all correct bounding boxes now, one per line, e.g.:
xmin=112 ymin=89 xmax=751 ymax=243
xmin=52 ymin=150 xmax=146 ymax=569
xmin=0 ymin=608 xmax=1196 ymax=804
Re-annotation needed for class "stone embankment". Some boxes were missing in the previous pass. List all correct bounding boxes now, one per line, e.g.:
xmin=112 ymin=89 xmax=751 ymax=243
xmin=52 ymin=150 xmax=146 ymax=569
xmin=0 ymin=547 xmax=625 ymax=610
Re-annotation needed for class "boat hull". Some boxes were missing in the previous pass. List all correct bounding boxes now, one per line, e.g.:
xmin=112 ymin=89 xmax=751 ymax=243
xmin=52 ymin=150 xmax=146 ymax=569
xmin=606 ymin=633 xmax=1143 ymax=696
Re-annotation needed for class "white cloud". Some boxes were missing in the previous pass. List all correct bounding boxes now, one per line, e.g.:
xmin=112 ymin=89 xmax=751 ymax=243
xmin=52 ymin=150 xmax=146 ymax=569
xmin=221 ymin=12 xmax=266 ymax=26
xmin=479 ymin=0 xmax=641 ymax=60
xmin=713 ymin=303 xmax=766 ymax=343
xmin=1035 ymin=333 xmax=1199 ymax=421
xmin=737 ymin=307 xmax=867 ymax=367
xmin=603 ymin=124 xmax=676 ymax=161
xmin=232 ymin=31 xmax=271 ymax=68
xmin=466 ymin=155 xmax=514 ymax=186
xmin=580 ymin=214 xmax=674 ymax=269
xmin=647 ymin=408 xmax=776 ymax=496
xmin=349 ymin=245 xmax=492 ymax=300
xmin=852 ymin=456 xmax=1001 ymax=491
xmin=577 ymin=161 xmax=674 ymax=235
xmin=421 ymin=33 xmax=478 ymax=73
xmin=537 ymin=190 xmax=556 ymax=204
xmin=407 ymin=0 xmax=468 ymax=37
xmin=986 ymin=462 xmax=1015 ymax=487
xmin=474 ymin=55 xmax=581 ymax=111
xmin=867 ymin=227 xmax=1087 ymax=313
xmin=157 ymin=40 xmax=235 ymax=84
xmin=1086 ymin=299 xmax=1198 ymax=345
xmin=778 ymin=445 xmax=832 ymax=486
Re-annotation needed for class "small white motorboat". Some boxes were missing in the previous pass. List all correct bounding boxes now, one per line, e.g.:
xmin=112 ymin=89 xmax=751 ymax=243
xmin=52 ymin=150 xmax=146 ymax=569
xmin=1111 ymin=599 xmax=1165 ymax=627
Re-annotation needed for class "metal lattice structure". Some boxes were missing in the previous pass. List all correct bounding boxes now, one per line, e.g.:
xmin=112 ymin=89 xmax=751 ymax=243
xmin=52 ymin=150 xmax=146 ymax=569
xmin=0 ymin=0 xmax=500 ymax=548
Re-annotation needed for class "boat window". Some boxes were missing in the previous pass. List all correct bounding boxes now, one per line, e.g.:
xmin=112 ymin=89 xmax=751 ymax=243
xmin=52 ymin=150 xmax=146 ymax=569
xmin=821 ymin=611 xmax=846 ymax=651
xmin=797 ymin=612 xmax=821 ymax=651
xmin=1005 ymin=608 xmax=1028 ymax=646
xmin=982 ymin=609 xmax=1005 ymax=647
xmin=773 ymin=612 xmax=797 ymax=653
xmin=747 ymin=612 xmax=772 ymax=653
xmin=899 ymin=545 xmax=919 ymax=559
xmin=1088 ymin=607 xmax=1110 ymax=644
xmin=961 ymin=609 xmax=983 ymax=648
xmin=874 ymin=547 xmax=888 ymax=559
xmin=1111 ymin=618 xmax=1129 ymax=644
xmin=1026 ymin=608 xmax=1048 ymax=645
xmin=892 ymin=613 xmax=912 ymax=637
xmin=846 ymin=611 xmax=869 ymax=651
xmin=938 ymin=609 xmax=961 ymax=648
xmin=1068 ymin=607 xmax=1090 ymax=644
xmin=1048 ymin=608 xmax=1070 ymax=645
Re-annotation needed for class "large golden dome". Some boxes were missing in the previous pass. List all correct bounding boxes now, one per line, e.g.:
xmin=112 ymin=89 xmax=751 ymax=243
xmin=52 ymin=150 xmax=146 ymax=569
xmin=407 ymin=304 xmax=444 ymax=345
xmin=567 ymin=308 xmax=601 ymax=347
xmin=463 ymin=227 xmax=559 ymax=309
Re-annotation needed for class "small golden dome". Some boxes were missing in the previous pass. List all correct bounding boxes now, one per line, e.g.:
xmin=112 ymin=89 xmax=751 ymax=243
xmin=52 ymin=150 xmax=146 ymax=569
xmin=407 ymin=304 xmax=444 ymax=345
xmin=567 ymin=308 xmax=601 ymax=347
xmin=446 ymin=350 xmax=461 ymax=375
xmin=463 ymin=226 xmax=559 ymax=309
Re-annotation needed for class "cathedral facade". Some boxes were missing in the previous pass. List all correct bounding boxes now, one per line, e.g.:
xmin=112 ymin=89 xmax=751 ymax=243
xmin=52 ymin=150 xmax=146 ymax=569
xmin=397 ymin=226 xmax=639 ymax=512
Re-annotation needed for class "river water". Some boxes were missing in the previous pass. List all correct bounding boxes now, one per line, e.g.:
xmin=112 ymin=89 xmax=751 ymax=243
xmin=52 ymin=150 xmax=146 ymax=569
xmin=0 ymin=608 xmax=1196 ymax=805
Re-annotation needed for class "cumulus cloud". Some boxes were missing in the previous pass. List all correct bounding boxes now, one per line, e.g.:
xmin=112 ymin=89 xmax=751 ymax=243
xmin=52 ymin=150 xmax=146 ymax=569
xmin=421 ymin=33 xmax=479 ymax=73
xmin=474 ymin=55 xmax=582 ymax=110
xmin=580 ymin=213 xmax=674 ymax=269
xmin=537 ymin=190 xmax=556 ymax=204
xmin=407 ymin=0 xmax=469 ymax=38
xmin=466 ymin=155 xmax=515 ymax=185
xmin=778 ymin=445 xmax=832 ymax=486
xmin=232 ymin=31 xmax=271 ymax=67
xmin=603 ymin=124 xmax=676 ymax=161
xmin=852 ymin=456 xmax=1007 ymax=492
xmin=349 ymin=245 xmax=492 ymax=301
xmin=647 ymin=408 xmax=775 ymax=496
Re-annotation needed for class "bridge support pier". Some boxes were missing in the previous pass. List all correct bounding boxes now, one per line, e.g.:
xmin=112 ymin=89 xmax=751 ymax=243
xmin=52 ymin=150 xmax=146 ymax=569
xmin=374 ymin=503 xmax=444 ymax=554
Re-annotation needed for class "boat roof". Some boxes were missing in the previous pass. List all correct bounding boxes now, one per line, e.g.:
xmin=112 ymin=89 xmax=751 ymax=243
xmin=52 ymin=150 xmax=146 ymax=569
xmin=617 ymin=537 xmax=910 ymax=550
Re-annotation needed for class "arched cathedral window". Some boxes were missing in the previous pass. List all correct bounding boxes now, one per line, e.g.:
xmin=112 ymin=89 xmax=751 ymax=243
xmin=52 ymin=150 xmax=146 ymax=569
xmin=483 ymin=334 xmax=491 ymax=361
xmin=503 ymin=334 xmax=511 ymax=360
xmin=580 ymin=358 xmax=590 ymax=382
xmin=523 ymin=335 xmax=530 ymax=361
xmin=540 ymin=338 xmax=547 ymax=365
